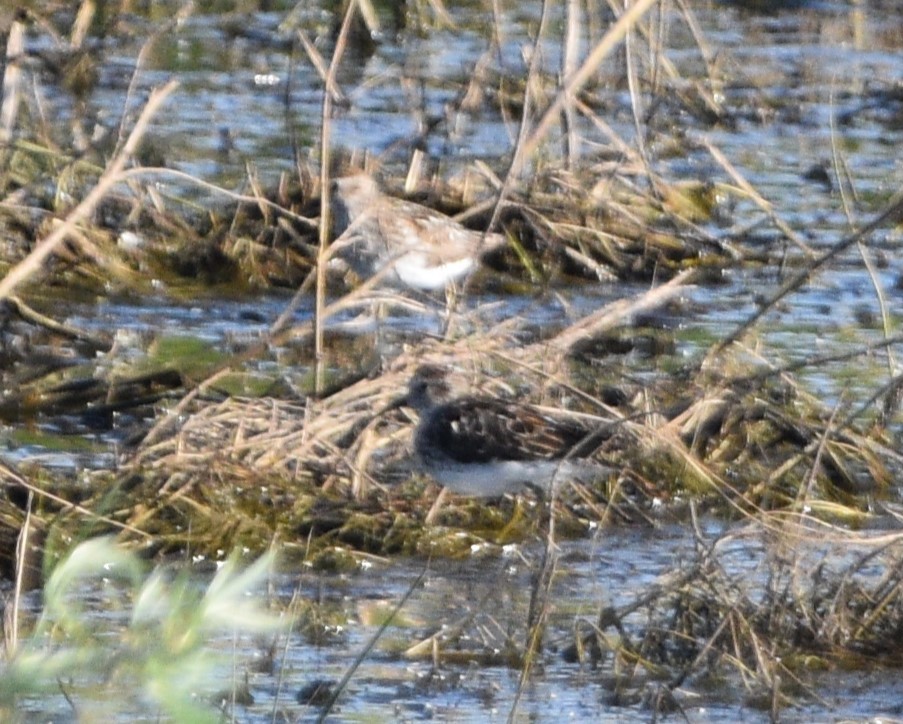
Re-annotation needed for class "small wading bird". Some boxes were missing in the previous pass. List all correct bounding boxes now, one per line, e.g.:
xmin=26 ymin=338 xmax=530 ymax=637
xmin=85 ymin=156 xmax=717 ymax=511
xmin=330 ymin=173 xmax=507 ymax=292
xmin=404 ymin=365 xmax=612 ymax=497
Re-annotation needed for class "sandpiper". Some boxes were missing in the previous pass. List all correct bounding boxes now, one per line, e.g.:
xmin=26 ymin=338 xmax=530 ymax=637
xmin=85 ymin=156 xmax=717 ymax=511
xmin=405 ymin=365 xmax=611 ymax=497
xmin=330 ymin=173 xmax=507 ymax=291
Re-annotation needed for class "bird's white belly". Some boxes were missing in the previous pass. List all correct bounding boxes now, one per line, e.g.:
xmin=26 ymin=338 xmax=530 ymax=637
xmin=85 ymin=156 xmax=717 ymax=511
xmin=429 ymin=459 xmax=569 ymax=497
xmin=391 ymin=253 xmax=475 ymax=291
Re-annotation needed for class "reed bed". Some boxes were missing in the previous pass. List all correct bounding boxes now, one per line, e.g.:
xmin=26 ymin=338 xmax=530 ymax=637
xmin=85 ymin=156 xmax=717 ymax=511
xmin=0 ymin=0 xmax=901 ymax=719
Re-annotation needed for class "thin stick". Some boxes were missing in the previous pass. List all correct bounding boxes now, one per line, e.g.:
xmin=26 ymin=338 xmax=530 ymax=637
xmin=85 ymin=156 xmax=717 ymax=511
xmin=510 ymin=490 xmax=559 ymax=722
xmin=113 ymin=7 xmax=193 ymax=155
xmin=316 ymin=563 xmax=427 ymax=723
xmin=4 ymin=294 xmax=109 ymax=349
xmin=315 ymin=1 xmax=357 ymax=395
xmin=521 ymin=0 xmax=660 ymax=163
xmin=8 ymin=491 xmax=32 ymax=657
xmin=562 ymin=0 xmax=581 ymax=167
xmin=481 ymin=0 xmax=554 ymax=247
xmin=827 ymin=86 xmax=898 ymax=378
xmin=0 ymin=460 xmax=149 ymax=537
xmin=101 ymin=165 xmax=317 ymax=230
xmin=703 ymin=139 xmax=814 ymax=257
xmin=706 ymin=186 xmax=903 ymax=360
xmin=295 ymin=27 xmax=348 ymax=105
xmin=0 ymin=15 xmax=24 ymax=144
xmin=530 ymin=267 xmax=695 ymax=357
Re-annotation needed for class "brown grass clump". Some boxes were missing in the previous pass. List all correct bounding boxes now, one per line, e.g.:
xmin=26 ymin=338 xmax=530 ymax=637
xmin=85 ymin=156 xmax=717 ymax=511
xmin=15 ymin=256 xmax=886 ymax=571
xmin=559 ymin=517 xmax=903 ymax=716
xmin=3 ymin=2 xmax=903 ymax=719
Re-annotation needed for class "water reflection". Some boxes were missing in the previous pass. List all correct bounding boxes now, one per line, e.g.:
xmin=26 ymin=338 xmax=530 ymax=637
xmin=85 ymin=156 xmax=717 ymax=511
xmin=7 ymin=1 xmax=903 ymax=719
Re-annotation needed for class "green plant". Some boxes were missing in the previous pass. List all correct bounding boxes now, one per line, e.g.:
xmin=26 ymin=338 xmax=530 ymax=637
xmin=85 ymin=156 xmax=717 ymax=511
xmin=0 ymin=537 xmax=282 ymax=722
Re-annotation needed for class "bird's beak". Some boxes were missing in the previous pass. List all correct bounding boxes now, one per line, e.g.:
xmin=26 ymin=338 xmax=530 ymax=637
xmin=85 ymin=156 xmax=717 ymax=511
xmin=376 ymin=392 xmax=409 ymax=418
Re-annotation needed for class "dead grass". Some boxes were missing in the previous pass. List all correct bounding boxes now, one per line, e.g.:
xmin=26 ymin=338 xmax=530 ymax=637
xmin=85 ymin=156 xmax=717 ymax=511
xmin=1 ymin=1 xmax=903 ymax=718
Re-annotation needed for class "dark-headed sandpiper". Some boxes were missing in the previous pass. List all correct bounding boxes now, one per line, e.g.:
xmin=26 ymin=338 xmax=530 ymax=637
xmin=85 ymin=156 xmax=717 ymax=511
xmin=405 ymin=365 xmax=611 ymax=497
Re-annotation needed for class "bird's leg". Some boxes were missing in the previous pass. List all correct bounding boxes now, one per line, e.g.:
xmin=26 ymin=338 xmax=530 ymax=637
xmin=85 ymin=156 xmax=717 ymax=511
xmin=373 ymin=298 xmax=388 ymax=357
xmin=424 ymin=485 xmax=450 ymax=525
xmin=438 ymin=282 xmax=460 ymax=340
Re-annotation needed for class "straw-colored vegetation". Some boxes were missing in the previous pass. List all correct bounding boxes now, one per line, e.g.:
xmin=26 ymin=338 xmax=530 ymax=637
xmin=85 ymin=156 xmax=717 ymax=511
xmin=0 ymin=0 xmax=902 ymax=719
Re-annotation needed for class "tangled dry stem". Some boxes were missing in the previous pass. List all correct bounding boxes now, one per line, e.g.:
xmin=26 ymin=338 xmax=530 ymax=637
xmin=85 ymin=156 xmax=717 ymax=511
xmin=1 ymin=1 xmax=902 ymax=715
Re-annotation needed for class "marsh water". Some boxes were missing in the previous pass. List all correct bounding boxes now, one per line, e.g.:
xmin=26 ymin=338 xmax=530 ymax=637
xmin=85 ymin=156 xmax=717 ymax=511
xmin=10 ymin=0 xmax=903 ymax=720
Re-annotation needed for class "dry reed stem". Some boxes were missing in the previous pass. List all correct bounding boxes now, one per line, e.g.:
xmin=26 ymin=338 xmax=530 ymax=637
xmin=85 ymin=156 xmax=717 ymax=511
xmin=0 ymin=16 xmax=24 ymax=145
xmin=857 ymin=239 xmax=895 ymax=375
xmin=562 ymin=0 xmax=581 ymax=167
xmin=674 ymin=0 xmax=721 ymax=94
xmin=624 ymin=4 xmax=649 ymax=171
xmin=835 ymin=80 xmax=899 ymax=377
xmin=487 ymin=0 xmax=657 ymax=252
xmin=706 ymin=183 xmax=903 ymax=360
xmin=7 ymin=489 xmax=31 ymax=657
xmin=315 ymin=0 xmax=358 ymax=395
xmin=115 ymin=167 xmax=316 ymax=229
xmin=639 ymin=0 xmax=724 ymax=123
xmin=729 ymin=333 xmax=903 ymax=388
xmin=70 ymin=0 xmax=94 ymax=48
xmin=523 ymin=267 xmax=694 ymax=359
xmin=295 ymin=28 xmax=348 ymax=106
xmin=512 ymin=534 xmax=557 ymax=719
xmin=703 ymin=140 xmax=814 ymax=257
xmin=3 ymin=294 xmax=108 ymax=349
xmin=113 ymin=5 xmax=194 ymax=155
xmin=355 ymin=0 xmax=382 ymax=35
xmin=315 ymin=565 xmax=428 ymax=723
xmin=0 ymin=457 xmax=148 ymax=538
xmin=521 ymin=0 xmax=660 ymax=163
xmin=476 ymin=0 xmax=553 ymax=252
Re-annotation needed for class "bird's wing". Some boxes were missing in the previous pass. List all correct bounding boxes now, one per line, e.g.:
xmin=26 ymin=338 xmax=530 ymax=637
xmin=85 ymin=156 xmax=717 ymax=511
xmin=424 ymin=399 xmax=591 ymax=463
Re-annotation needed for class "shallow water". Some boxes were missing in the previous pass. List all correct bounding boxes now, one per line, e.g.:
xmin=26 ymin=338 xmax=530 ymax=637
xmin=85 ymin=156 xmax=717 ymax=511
xmin=7 ymin=0 xmax=903 ymax=720
xmin=15 ymin=520 xmax=903 ymax=722
xmin=7 ymin=524 xmax=739 ymax=721
xmin=72 ymin=0 xmax=903 ymax=401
